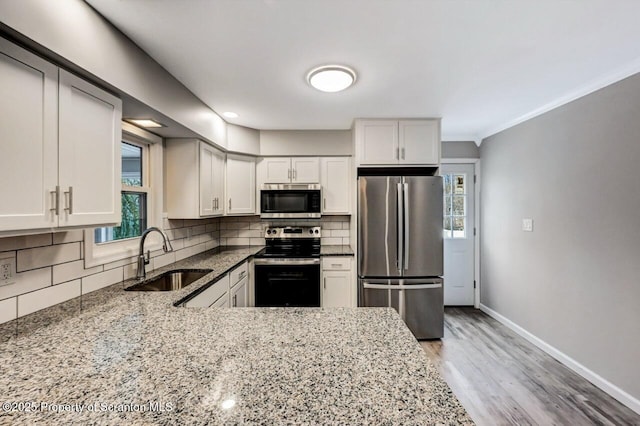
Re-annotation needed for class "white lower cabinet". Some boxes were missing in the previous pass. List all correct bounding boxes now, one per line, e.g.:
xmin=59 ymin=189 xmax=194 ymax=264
xmin=230 ymin=276 xmax=248 ymax=307
xmin=184 ymin=260 xmax=250 ymax=308
xmin=184 ymin=274 xmax=230 ymax=308
xmin=322 ymin=257 xmax=353 ymax=308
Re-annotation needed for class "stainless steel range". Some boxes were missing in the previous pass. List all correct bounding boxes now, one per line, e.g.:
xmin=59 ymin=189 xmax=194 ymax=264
xmin=254 ymin=226 xmax=321 ymax=307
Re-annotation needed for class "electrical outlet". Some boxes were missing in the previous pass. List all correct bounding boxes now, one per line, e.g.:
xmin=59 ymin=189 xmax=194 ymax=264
xmin=522 ymin=218 xmax=534 ymax=232
xmin=0 ymin=256 xmax=16 ymax=286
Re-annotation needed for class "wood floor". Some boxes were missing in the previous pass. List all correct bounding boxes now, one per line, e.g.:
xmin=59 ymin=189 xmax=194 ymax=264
xmin=420 ymin=307 xmax=640 ymax=426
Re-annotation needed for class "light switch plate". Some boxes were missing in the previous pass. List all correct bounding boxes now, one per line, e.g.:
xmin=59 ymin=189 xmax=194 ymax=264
xmin=522 ymin=218 xmax=533 ymax=232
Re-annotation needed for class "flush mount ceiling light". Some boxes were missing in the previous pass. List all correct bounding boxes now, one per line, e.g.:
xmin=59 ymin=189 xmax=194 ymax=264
xmin=125 ymin=118 xmax=165 ymax=128
xmin=307 ymin=65 xmax=357 ymax=92
xmin=223 ymin=111 xmax=239 ymax=118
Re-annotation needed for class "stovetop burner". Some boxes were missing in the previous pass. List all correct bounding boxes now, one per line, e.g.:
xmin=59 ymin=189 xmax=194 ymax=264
xmin=255 ymin=226 xmax=321 ymax=259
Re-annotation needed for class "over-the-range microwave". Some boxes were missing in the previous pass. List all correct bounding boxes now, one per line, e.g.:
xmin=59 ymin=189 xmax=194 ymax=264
xmin=260 ymin=184 xmax=322 ymax=219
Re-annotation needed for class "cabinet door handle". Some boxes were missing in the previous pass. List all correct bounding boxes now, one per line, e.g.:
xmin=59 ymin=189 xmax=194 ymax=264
xmin=239 ymin=270 xmax=246 ymax=279
xmin=229 ymin=198 xmax=232 ymax=210
xmin=233 ymin=294 xmax=237 ymax=307
xmin=288 ymin=169 xmax=291 ymax=179
xmin=64 ymin=187 xmax=73 ymax=215
xmin=331 ymin=264 xmax=341 ymax=268
xmin=323 ymin=277 xmax=326 ymax=290
xmin=50 ymin=186 xmax=60 ymax=216
xmin=293 ymin=169 xmax=297 ymax=180
xmin=216 ymin=198 xmax=219 ymax=210
xmin=396 ymin=147 xmax=400 ymax=160
xmin=401 ymin=147 xmax=405 ymax=160
xmin=323 ymin=198 xmax=326 ymax=210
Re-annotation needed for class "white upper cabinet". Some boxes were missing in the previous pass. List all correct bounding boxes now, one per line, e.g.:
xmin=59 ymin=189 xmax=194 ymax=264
xmin=226 ymin=154 xmax=255 ymax=215
xmin=398 ymin=120 xmax=440 ymax=165
xmin=0 ymin=38 xmax=58 ymax=232
xmin=0 ymin=38 xmax=122 ymax=233
xmin=320 ymin=157 xmax=351 ymax=214
xmin=355 ymin=119 xmax=440 ymax=166
xmin=166 ymin=139 xmax=226 ymax=219
xmin=356 ymin=120 xmax=399 ymax=165
xmin=291 ymin=157 xmax=320 ymax=183
xmin=260 ymin=157 xmax=320 ymax=183
xmin=58 ymin=70 xmax=122 ymax=227
xmin=262 ymin=157 xmax=291 ymax=183
xmin=199 ymin=142 xmax=225 ymax=217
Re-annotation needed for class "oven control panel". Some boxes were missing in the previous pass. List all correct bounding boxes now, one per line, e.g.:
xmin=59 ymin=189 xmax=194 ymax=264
xmin=264 ymin=226 xmax=321 ymax=239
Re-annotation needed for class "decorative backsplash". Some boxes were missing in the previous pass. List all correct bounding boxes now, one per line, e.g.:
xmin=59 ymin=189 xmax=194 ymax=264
xmin=0 ymin=214 xmax=352 ymax=325
xmin=219 ymin=215 xmax=351 ymax=246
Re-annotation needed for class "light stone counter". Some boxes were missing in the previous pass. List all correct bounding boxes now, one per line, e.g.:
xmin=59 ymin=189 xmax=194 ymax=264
xmin=0 ymin=247 xmax=472 ymax=425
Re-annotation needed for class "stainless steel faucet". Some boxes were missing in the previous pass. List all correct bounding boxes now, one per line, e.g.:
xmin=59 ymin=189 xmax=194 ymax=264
xmin=136 ymin=227 xmax=174 ymax=280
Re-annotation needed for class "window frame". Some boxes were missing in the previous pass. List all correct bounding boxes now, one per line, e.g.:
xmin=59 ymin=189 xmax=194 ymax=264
xmin=443 ymin=172 xmax=467 ymax=239
xmin=84 ymin=123 xmax=163 ymax=267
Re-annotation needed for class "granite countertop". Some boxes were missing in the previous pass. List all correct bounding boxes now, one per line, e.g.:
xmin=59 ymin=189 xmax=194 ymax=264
xmin=319 ymin=245 xmax=354 ymax=256
xmin=0 ymin=247 xmax=472 ymax=425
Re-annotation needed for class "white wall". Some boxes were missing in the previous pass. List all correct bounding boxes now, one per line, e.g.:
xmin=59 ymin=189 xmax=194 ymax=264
xmin=480 ymin=72 xmax=640 ymax=407
xmin=260 ymin=130 xmax=352 ymax=156
xmin=227 ymin=124 xmax=260 ymax=156
xmin=0 ymin=0 xmax=228 ymax=148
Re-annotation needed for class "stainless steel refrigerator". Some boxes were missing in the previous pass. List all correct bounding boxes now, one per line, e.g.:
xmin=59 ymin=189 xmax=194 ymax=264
xmin=358 ymin=172 xmax=443 ymax=339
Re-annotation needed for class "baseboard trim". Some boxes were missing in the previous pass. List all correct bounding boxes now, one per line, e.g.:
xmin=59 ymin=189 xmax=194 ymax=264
xmin=479 ymin=303 xmax=640 ymax=415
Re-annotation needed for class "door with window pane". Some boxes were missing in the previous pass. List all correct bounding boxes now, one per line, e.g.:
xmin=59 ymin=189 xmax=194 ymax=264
xmin=442 ymin=163 xmax=475 ymax=306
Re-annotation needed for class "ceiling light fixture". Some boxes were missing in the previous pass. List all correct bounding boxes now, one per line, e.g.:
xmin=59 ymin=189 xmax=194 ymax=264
xmin=125 ymin=118 xmax=165 ymax=128
xmin=223 ymin=111 xmax=239 ymax=118
xmin=307 ymin=65 xmax=357 ymax=92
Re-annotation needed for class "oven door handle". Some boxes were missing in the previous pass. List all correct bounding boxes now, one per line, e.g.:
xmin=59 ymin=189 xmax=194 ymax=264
xmin=254 ymin=258 xmax=321 ymax=266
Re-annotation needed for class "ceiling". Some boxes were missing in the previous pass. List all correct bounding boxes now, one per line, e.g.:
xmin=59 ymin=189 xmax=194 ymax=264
xmin=86 ymin=0 xmax=640 ymax=142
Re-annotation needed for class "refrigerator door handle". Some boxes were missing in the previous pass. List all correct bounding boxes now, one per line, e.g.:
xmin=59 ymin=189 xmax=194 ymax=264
xmin=397 ymin=182 xmax=403 ymax=273
xmin=362 ymin=282 xmax=442 ymax=290
xmin=403 ymin=182 xmax=410 ymax=270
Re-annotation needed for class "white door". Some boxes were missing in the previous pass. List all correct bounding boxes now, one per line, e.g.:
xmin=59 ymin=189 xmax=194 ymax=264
xmin=322 ymin=271 xmax=351 ymax=307
xmin=211 ymin=148 xmax=226 ymax=215
xmin=0 ymin=38 xmax=59 ymax=231
xmin=399 ymin=120 xmax=440 ymax=165
xmin=291 ymin=157 xmax=320 ymax=183
xmin=357 ymin=120 xmax=399 ymax=165
xmin=442 ymin=163 xmax=475 ymax=306
xmin=226 ymin=154 xmax=255 ymax=215
xmin=320 ymin=157 xmax=350 ymax=214
xmin=199 ymin=143 xmax=215 ymax=216
xmin=58 ymin=70 xmax=122 ymax=227
xmin=262 ymin=157 xmax=291 ymax=183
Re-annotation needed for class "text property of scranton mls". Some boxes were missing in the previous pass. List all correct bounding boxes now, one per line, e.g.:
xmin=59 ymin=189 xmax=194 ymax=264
xmin=2 ymin=401 xmax=174 ymax=413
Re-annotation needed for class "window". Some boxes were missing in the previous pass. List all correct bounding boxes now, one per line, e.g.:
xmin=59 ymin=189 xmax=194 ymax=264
xmin=95 ymin=142 xmax=149 ymax=243
xmin=443 ymin=173 xmax=466 ymax=238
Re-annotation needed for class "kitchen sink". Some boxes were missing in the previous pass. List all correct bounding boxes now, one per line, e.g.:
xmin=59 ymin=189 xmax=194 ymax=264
xmin=125 ymin=269 xmax=212 ymax=292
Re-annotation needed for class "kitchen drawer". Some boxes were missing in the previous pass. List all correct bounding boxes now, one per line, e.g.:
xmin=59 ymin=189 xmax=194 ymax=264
xmin=230 ymin=261 xmax=248 ymax=287
xmin=184 ymin=274 xmax=230 ymax=308
xmin=322 ymin=257 xmax=351 ymax=271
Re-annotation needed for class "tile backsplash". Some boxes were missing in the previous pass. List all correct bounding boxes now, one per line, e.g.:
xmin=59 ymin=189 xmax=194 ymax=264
xmin=219 ymin=215 xmax=351 ymax=246
xmin=0 ymin=215 xmax=351 ymax=325
xmin=0 ymin=217 xmax=220 ymax=325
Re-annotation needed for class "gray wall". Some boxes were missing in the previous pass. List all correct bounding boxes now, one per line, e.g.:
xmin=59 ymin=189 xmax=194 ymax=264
xmin=480 ymin=73 xmax=640 ymax=401
xmin=442 ymin=141 xmax=480 ymax=158
xmin=260 ymin=130 xmax=352 ymax=156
